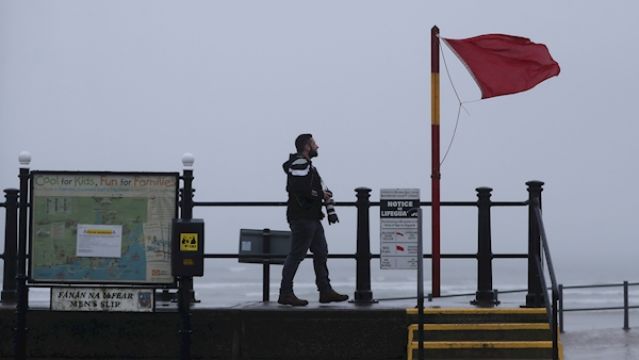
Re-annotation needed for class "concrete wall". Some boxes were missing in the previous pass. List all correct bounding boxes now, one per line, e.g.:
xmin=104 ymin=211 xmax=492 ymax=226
xmin=0 ymin=306 xmax=408 ymax=359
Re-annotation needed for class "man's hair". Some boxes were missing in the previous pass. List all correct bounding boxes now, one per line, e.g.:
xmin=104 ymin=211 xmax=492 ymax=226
xmin=295 ymin=133 xmax=313 ymax=153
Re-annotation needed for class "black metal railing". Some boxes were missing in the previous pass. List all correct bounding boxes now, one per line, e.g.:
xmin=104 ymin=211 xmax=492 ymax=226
xmin=1 ymin=180 xmax=549 ymax=308
xmin=193 ymin=189 xmax=531 ymax=306
xmin=0 ymin=165 xmax=559 ymax=360
xmin=559 ymin=281 xmax=638 ymax=332
xmin=379 ymin=281 xmax=638 ymax=335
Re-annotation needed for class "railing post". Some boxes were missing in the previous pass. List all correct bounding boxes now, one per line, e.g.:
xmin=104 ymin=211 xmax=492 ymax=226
xmin=552 ymin=289 xmax=559 ymax=360
xmin=624 ymin=280 xmax=629 ymax=331
xmin=182 ymin=155 xmax=194 ymax=221
xmin=525 ymin=180 xmax=545 ymax=307
xmin=177 ymin=275 xmax=192 ymax=360
xmin=1 ymin=189 xmax=19 ymax=304
xmin=353 ymin=187 xmax=375 ymax=305
xmin=15 ymin=152 xmax=30 ymax=360
xmin=472 ymin=187 xmax=499 ymax=307
xmin=180 ymin=154 xmax=197 ymax=303
xmin=178 ymin=153 xmax=195 ymax=360
xmin=558 ymin=284 xmax=564 ymax=333
xmin=262 ymin=228 xmax=271 ymax=302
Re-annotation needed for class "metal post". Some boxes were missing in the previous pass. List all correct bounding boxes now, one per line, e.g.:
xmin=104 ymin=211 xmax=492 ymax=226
xmin=181 ymin=156 xmax=196 ymax=303
xmin=525 ymin=181 xmax=545 ymax=307
xmin=262 ymin=228 xmax=271 ymax=302
xmin=182 ymin=170 xmax=194 ymax=221
xmin=2 ymin=189 xmax=19 ymax=304
xmin=178 ymin=276 xmax=192 ymax=360
xmin=430 ymin=25 xmax=441 ymax=298
xmin=353 ymin=187 xmax=375 ymax=304
xmin=416 ymin=208 xmax=425 ymax=360
xmin=552 ymin=289 xmax=559 ymax=360
xmin=624 ymin=281 xmax=629 ymax=331
xmin=472 ymin=187 xmax=499 ymax=307
xmin=178 ymin=153 xmax=195 ymax=360
xmin=559 ymin=284 xmax=564 ymax=333
xmin=15 ymin=152 xmax=30 ymax=360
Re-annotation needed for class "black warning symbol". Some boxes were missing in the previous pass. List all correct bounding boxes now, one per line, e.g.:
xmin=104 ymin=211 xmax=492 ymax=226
xmin=180 ymin=233 xmax=198 ymax=252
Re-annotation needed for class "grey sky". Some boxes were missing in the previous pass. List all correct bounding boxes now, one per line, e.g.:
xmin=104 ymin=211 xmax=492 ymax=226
xmin=1 ymin=1 xmax=638 ymax=283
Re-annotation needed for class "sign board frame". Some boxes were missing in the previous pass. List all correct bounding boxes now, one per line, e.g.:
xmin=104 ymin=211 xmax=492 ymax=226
xmin=28 ymin=171 xmax=179 ymax=286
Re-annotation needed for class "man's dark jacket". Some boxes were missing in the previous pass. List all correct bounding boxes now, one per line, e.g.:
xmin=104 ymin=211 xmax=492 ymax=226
xmin=283 ymin=153 xmax=324 ymax=222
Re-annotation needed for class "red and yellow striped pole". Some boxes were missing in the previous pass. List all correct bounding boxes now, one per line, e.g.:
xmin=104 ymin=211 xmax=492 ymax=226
xmin=430 ymin=26 xmax=441 ymax=297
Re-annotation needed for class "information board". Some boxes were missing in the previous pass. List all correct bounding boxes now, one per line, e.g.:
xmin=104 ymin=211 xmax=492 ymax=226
xmin=380 ymin=188 xmax=420 ymax=270
xmin=29 ymin=172 xmax=178 ymax=285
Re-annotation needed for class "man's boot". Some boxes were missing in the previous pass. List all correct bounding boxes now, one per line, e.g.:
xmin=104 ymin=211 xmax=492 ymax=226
xmin=319 ymin=289 xmax=349 ymax=303
xmin=278 ymin=292 xmax=309 ymax=306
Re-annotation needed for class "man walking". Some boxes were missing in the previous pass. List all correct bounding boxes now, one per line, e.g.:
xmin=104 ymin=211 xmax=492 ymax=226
xmin=278 ymin=134 xmax=349 ymax=306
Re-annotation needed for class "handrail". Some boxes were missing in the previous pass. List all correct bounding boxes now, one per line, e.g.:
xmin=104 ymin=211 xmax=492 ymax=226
xmin=202 ymin=252 xmax=527 ymax=259
xmin=559 ymin=280 xmax=635 ymax=331
xmin=532 ymin=200 xmax=560 ymax=360
xmin=562 ymin=305 xmax=639 ymax=312
xmin=534 ymin=205 xmax=559 ymax=292
xmin=380 ymin=281 xmax=639 ymax=334
xmin=193 ymin=200 xmax=527 ymax=208
xmin=561 ymin=282 xmax=639 ymax=289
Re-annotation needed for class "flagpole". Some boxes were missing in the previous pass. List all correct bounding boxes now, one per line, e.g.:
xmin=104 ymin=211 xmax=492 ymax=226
xmin=430 ymin=25 xmax=441 ymax=298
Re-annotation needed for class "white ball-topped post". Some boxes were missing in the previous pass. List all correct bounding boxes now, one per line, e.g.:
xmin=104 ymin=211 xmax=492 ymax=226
xmin=182 ymin=152 xmax=195 ymax=169
xmin=18 ymin=151 xmax=31 ymax=167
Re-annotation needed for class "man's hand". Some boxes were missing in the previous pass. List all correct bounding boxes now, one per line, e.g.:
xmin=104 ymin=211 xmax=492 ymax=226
xmin=323 ymin=190 xmax=333 ymax=201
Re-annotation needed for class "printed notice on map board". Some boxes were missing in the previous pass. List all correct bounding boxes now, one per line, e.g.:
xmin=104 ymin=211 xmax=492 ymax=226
xmin=29 ymin=172 xmax=178 ymax=284
xmin=76 ymin=224 xmax=123 ymax=258
xmin=380 ymin=188 xmax=420 ymax=270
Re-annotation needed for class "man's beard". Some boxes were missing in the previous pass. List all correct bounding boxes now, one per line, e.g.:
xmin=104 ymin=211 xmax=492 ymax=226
xmin=309 ymin=149 xmax=318 ymax=158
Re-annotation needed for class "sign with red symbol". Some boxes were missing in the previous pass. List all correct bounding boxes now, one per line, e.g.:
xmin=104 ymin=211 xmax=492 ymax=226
xmin=380 ymin=188 xmax=419 ymax=270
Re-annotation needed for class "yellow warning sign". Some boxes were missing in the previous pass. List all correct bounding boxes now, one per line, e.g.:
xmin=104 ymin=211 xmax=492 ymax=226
xmin=180 ymin=233 xmax=198 ymax=252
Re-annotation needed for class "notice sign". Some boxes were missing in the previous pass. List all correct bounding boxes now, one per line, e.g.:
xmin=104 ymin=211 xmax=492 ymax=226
xmin=76 ymin=224 xmax=123 ymax=258
xmin=51 ymin=287 xmax=154 ymax=312
xmin=380 ymin=188 xmax=420 ymax=270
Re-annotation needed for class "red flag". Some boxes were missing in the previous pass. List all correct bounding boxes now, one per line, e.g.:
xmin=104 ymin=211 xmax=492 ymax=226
xmin=443 ymin=34 xmax=560 ymax=99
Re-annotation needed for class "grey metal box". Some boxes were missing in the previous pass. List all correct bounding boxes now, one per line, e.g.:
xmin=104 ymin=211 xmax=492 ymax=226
xmin=238 ymin=229 xmax=292 ymax=264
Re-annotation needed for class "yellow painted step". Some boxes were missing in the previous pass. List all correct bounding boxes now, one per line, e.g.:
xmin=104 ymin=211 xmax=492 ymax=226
xmin=406 ymin=307 xmax=547 ymax=315
xmin=406 ymin=340 xmax=564 ymax=360
xmin=407 ymin=323 xmax=550 ymax=343
xmin=406 ymin=341 xmax=564 ymax=360
xmin=409 ymin=340 xmax=553 ymax=349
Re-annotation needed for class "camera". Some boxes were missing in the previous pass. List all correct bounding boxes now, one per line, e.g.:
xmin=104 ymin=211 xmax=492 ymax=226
xmin=323 ymin=188 xmax=339 ymax=225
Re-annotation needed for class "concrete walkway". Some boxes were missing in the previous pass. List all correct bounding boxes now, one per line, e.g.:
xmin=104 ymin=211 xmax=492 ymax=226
xmin=562 ymin=328 xmax=639 ymax=360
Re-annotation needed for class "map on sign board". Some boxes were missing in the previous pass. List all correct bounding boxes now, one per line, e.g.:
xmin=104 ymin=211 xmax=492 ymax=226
xmin=29 ymin=172 xmax=178 ymax=284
